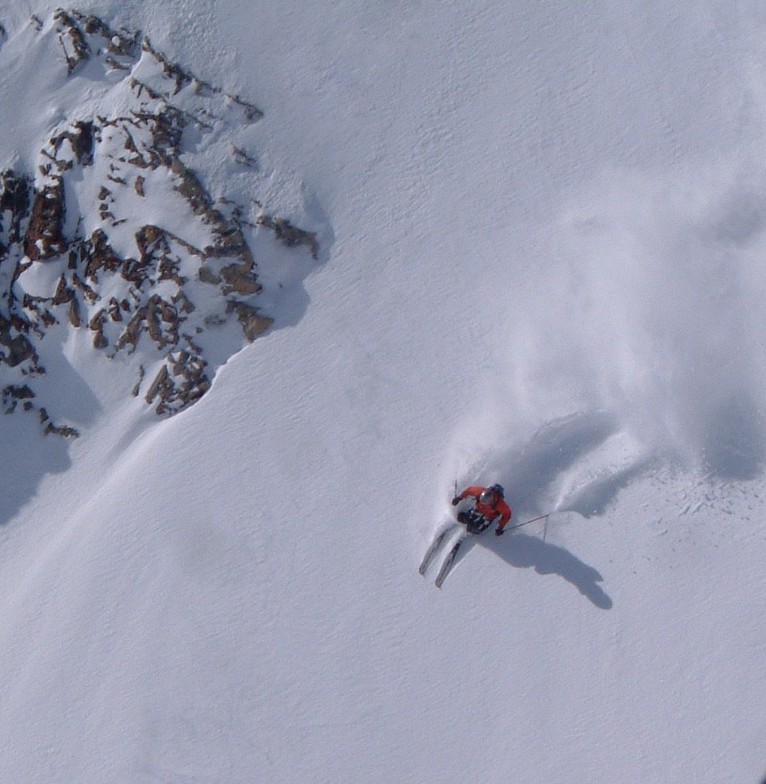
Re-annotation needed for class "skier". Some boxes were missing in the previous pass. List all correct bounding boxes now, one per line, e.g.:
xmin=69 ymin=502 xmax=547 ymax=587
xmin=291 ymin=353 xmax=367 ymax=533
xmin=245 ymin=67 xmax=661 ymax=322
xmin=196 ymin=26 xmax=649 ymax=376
xmin=420 ymin=483 xmax=514 ymax=585
xmin=451 ymin=483 xmax=512 ymax=536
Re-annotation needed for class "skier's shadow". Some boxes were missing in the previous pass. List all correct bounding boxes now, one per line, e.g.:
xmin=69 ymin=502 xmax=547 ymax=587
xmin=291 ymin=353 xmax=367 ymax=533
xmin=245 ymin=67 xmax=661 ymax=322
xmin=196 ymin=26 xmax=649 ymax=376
xmin=452 ymin=532 xmax=612 ymax=609
xmin=481 ymin=532 xmax=612 ymax=609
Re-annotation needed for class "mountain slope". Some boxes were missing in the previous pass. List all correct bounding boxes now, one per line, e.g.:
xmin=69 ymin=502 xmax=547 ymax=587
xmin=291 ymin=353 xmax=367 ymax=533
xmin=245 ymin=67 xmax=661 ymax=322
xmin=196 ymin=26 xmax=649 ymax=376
xmin=0 ymin=2 xmax=765 ymax=783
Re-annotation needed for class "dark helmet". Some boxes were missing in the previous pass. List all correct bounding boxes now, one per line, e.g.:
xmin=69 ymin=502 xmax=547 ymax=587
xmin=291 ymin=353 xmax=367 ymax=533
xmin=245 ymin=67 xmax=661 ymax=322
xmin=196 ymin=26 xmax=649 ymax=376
xmin=479 ymin=484 xmax=504 ymax=505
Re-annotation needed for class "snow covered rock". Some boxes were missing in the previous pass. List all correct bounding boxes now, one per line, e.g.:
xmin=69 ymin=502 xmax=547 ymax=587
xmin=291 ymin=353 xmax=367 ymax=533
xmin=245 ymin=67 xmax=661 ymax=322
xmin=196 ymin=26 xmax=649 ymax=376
xmin=0 ymin=8 xmax=318 ymax=428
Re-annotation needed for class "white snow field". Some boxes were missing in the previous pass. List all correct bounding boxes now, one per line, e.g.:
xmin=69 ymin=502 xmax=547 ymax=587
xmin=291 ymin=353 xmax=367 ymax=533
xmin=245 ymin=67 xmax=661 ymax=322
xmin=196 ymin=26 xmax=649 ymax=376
xmin=1 ymin=1 xmax=766 ymax=782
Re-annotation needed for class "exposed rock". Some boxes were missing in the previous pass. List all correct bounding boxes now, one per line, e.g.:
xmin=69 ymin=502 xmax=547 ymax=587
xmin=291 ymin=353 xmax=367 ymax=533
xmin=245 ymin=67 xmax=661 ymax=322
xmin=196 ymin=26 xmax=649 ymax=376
xmin=142 ymin=37 xmax=193 ymax=95
xmin=133 ymin=224 xmax=189 ymax=285
xmin=172 ymin=290 xmax=195 ymax=314
xmin=226 ymin=93 xmax=263 ymax=123
xmin=2 ymin=383 xmax=35 ymax=413
xmin=39 ymin=407 xmax=79 ymax=438
xmin=114 ymin=308 xmax=143 ymax=352
xmin=135 ymin=224 xmax=164 ymax=258
xmin=24 ymin=179 xmax=67 ymax=260
xmin=0 ymin=8 xmax=319 ymax=434
xmin=0 ymin=316 xmax=36 ymax=367
xmin=144 ymin=364 xmax=170 ymax=409
xmin=50 ymin=120 xmax=94 ymax=166
xmin=107 ymin=297 xmax=123 ymax=321
xmin=0 ymin=171 xmax=32 ymax=245
xmin=171 ymin=160 xmax=216 ymax=218
xmin=257 ymin=214 xmax=319 ymax=259
xmin=131 ymin=364 xmax=145 ymax=396
xmin=88 ymin=307 xmax=105 ymax=329
xmin=54 ymin=9 xmax=90 ymax=74
xmin=68 ymin=297 xmax=81 ymax=327
xmin=198 ymin=264 xmax=221 ymax=285
xmin=84 ymin=229 xmax=123 ymax=281
xmin=233 ymin=146 xmax=258 ymax=168
xmin=71 ymin=272 xmax=98 ymax=303
xmin=144 ymin=349 xmax=210 ymax=415
xmin=88 ymin=308 xmax=107 ymax=348
xmin=71 ymin=10 xmax=138 ymax=60
xmin=52 ymin=275 xmax=74 ymax=305
xmin=220 ymin=263 xmax=262 ymax=295
xmin=227 ymin=301 xmax=273 ymax=341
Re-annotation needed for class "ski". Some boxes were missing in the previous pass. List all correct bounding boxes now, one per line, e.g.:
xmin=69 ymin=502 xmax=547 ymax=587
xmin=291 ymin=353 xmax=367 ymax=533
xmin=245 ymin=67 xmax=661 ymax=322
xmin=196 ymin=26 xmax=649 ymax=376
xmin=435 ymin=535 xmax=464 ymax=588
xmin=419 ymin=524 xmax=459 ymax=575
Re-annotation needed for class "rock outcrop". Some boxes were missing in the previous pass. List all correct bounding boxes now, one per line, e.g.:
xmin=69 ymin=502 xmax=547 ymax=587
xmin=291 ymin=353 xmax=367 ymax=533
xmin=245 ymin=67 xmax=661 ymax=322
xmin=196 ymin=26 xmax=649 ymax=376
xmin=0 ymin=9 xmax=319 ymax=433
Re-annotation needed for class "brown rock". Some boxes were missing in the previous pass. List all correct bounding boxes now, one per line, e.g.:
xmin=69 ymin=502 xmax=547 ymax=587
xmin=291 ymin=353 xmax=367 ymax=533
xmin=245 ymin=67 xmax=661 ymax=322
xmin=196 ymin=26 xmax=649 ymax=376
xmin=68 ymin=297 xmax=81 ymax=328
xmin=54 ymin=9 xmax=90 ymax=74
xmin=227 ymin=301 xmax=273 ymax=341
xmin=52 ymin=275 xmax=74 ymax=305
xmin=85 ymin=229 xmax=123 ymax=280
xmin=257 ymin=214 xmax=319 ymax=259
xmin=220 ymin=263 xmax=262 ymax=295
xmin=24 ymin=180 xmax=67 ymax=260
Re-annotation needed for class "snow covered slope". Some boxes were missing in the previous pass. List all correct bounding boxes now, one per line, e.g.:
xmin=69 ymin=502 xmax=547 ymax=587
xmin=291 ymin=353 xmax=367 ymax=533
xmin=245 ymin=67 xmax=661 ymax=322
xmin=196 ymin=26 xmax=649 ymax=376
xmin=1 ymin=2 xmax=765 ymax=782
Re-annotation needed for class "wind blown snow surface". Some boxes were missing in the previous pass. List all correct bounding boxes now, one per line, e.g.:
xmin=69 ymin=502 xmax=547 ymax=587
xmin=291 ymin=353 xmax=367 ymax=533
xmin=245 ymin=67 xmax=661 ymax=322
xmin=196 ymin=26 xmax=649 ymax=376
xmin=1 ymin=1 xmax=765 ymax=782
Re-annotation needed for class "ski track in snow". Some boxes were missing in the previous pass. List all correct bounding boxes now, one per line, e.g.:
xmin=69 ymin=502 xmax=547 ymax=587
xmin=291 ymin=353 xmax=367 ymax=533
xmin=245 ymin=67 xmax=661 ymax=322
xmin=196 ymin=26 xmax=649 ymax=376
xmin=1 ymin=1 xmax=766 ymax=783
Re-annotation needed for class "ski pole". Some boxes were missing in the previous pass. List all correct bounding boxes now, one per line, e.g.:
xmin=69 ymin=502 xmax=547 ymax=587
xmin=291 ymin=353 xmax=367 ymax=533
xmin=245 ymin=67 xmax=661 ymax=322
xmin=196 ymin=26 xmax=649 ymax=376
xmin=506 ymin=513 xmax=550 ymax=532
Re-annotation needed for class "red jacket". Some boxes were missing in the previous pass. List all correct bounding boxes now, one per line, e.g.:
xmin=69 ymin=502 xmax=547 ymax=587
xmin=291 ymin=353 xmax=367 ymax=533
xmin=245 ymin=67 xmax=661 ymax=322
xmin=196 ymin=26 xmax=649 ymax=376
xmin=457 ymin=485 xmax=512 ymax=530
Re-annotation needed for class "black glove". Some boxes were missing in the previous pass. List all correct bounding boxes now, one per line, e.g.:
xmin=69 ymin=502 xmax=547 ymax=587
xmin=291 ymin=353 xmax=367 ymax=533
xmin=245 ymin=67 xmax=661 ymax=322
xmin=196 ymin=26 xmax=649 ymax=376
xmin=451 ymin=496 xmax=460 ymax=506
xmin=495 ymin=527 xmax=504 ymax=536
